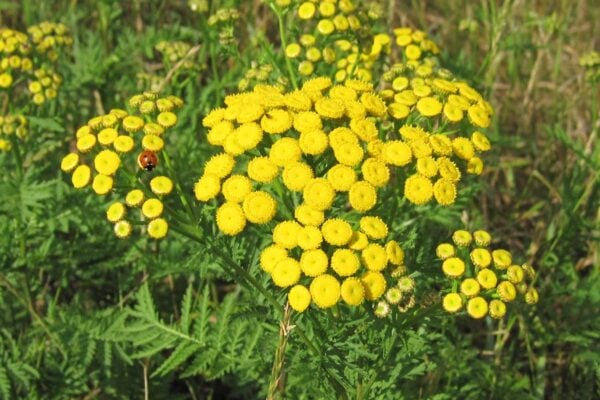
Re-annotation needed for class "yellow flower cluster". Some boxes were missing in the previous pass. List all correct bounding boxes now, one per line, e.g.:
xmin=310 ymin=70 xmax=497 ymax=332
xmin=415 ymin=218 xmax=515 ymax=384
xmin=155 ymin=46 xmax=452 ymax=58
xmin=373 ymin=268 xmax=417 ymax=318
xmin=155 ymin=40 xmax=195 ymax=69
xmin=237 ymin=63 xmax=288 ymax=92
xmin=61 ymin=92 xmax=183 ymax=239
xmin=196 ymin=77 xmax=425 ymax=312
xmin=0 ymin=23 xmax=71 ymax=104
xmin=391 ymin=27 xmax=440 ymax=62
xmin=0 ymin=114 xmax=27 ymax=151
xmin=438 ymin=229 xmax=539 ymax=319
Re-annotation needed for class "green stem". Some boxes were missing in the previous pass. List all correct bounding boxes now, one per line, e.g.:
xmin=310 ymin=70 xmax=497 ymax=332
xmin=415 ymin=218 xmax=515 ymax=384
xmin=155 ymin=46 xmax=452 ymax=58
xmin=267 ymin=303 xmax=292 ymax=400
xmin=270 ymin=3 xmax=298 ymax=90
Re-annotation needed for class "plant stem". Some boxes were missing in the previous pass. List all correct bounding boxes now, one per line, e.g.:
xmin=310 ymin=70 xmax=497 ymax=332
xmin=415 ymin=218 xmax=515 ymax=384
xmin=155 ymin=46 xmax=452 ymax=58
xmin=270 ymin=3 xmax=298 ymax=90
xmin=267 ymin=303 xmax=292 ymax=400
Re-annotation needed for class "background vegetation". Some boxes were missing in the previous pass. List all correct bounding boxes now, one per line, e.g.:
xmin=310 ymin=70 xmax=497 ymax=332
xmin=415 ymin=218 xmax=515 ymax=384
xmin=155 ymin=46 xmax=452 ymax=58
xmin=0 ymin=0 xmax=598 ymax=399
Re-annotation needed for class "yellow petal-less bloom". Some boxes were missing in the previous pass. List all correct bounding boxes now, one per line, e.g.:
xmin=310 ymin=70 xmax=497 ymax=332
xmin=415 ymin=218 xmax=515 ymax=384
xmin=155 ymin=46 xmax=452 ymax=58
xmin=260 ymin=245 xmax=288 ymax=273
xmin=294 ymin=204 xmax=324 ymax=226
xmin=106 ymin=202 xmax=126 ymax=223
xmin=477 ymin=268 xmax=498 ymax=289
xmin=361 ymin=158 xmax=390 ymax=187
xmin=404 ymin=174 xmax=433 ymax=205
xmin=61 ymin=153 xmax=79 ymax=172
xmin=433 ymin=179 xmax=457 ymax=205
xmin=452 ymin=137 xmax=475 ymax=161
xmin=388 ymin=102 xmax=410 ymax=119
xmin=489 ymin=299 xmax=506 ymax=319
xmin=142 ymin=198 xmax=164 ymax=219
xmin=452 ymin=230 xmax=472 ymax=247
xmin=207 ymin=121 xmax=233 ymax=146
xmin=360 ymin=216 xmax=388 ymax=240
xmin=97 ymin=128 xmax=118 ymax=145
xmin=261 ymin=109 xmax=293 ymax=134
xmin=442 ymin=257 xmax=465 ymax=278
xmin=331 ymin=249 xmax=360 ymax=276
xmin=150 ymin=176 xmax=173 ymax=195
xmin=405 ymin=44 xmax=422 ymax=60
xmin=506 ymin=265 xmax=525 ymax=284
xmin=341 ymin=277 xmax=365 ymax=306
xmin=321 ymin=218 xmax=353 ymax=246
xmin=299 ymin=130 xmax=329 ymax=155
xmin=297 ymin=2 xmax=316 ymax=19
xmin=156 ymin=111 xmax=177 ymax=128
xmin=361 ymin=271 xmax=386 ymax=301
xmin=297 ymin=226 xmax=323 ymax=250
xmin=76 ymin=134 xmax=97 ymax=153
xmin=315 ymin=97 xmax=345 ymax=119
xmin=144 ymin=123 xmax=165 ymax=136
xmin=460 ymin=278 xmax=481 ymax=297
xmin=285 ymin=43 xmax=301 ymax=58
xmin=374 ymin=301 xmax=391 ymax=318
xmin=429 ymin=134 xmax=452 ymax=156
xmin=327 ymin=164 xmax=356 ymax=191
xmin=243 ymin=191 xmax=277 ymax=224
xmin=92 ymin=174 xmax=113 ymax=195
xmin=349 ymin=118 xmax=378 ymax=142
xmin=385 ymin=240 xmax=404 ymax=265
xmin=194 ymin=174 xmax=220 ymax=202
xmin=525 ymin=287 xmax=539 ymax=304
xmin=442 ymin=293 xmax=463 ymax=313
xmin=147 ymin=218 xmax=169 ymax=239
xmin=381 ymin=140 xmax=412 ymax=166
xmin=473 ymin=230 xmax=492 ymax=246
xmin=467 ymin=104 xmax=491 ymax=128
xmin=416 ymin=96 xmax=442 ymax=117
xmin=216 ymin=202 xmax=246 ymax=236
xmin=348 ymin=231 xmax=369 ymax=251
xmin=443 ymin=102 xmax=463 ymax=122
xmin=293 ymin=111 xmax=323 ymax=133
xmin=334 ymin=142 xmax=364 ymax=167
xmin=113 ymin=135 xmax=135 ymax=153
xmin=222 ymin=175 xmax=252 ymax=203
xmin=273 ymin=220 xmax=302 ymax=249
xmin=271 ymin=257 xmax=301 ymax=287
xmin=361 ymin=244 xmax=388 ymax=271
xmin=122 ymin=115 xmax=144 ymax=132
xmin=310 ymin=274 xmax=341 ymax=308
xmin=467 ymin=157 xmax=484 ymax=175
xmin=303 ymin=178 xmax=335 ymax=211
xmin=234 ymin=123 xmax=263 ymax=151
xmin=467 ymin=296 xmax=488 ymax=319
xmin=125 ymin=189 xmax=144 ymax=207
xmin=492 ymin=249 xmax=512 ymax=269
xmin=300 ymin=249 xmax=328 ymax=277
xmin=247 ymin=156 xmax=279 ymax=183
xmin=436 ymin=243 xmax=455 ymax=259
xmin=205 ymin=153 xmax=235 ymax=178
xmin=470 ymin=248 xmax=492 ymax=268
xmin=114 ymin=220 xmax=132 ymax=239
xmin=94 ymin=150 xmax=121 ymax=175
xmin=360 ymin=92 xmax=387 ymax=117
xmin=471 ymin=131 xmax=491 ymax=152
xmin=497 ymin=281 xmax=517 ymax=302
xmin=349 ymin=181 xmax=377 ymax=212
xmin=142 ymin=134 xmax=164 ymax=152
xmin=282 ymin=162 xmax=314 ymax=191
xmin=288 ymin=285 xmax=311 ymax=312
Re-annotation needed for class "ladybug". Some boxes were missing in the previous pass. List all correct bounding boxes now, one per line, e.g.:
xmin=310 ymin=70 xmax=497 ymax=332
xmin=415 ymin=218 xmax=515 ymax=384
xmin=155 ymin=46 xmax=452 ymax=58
xmin=138 ymin=150 xmax=158 ymax=171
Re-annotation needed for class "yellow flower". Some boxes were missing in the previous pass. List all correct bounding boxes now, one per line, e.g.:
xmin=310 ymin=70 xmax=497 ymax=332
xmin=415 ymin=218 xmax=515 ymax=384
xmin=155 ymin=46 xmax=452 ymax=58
xmin=204 ymin=153 xmax=235 ymax=178
xmin=234 ymin=123 xmax=263 ymax=151
xmin=492 ymin=249 xmax=512 ymax=269
xmin=315 ymin=97 xmax=345 ymax=119
xmin=349 ymin=181 xmax=377 ymax=212
xmin=294 ymin=204 xmax=324 ymax=226
xmin=467 ymin=104 xmax=490 ymax=128
xmin=489 ymin=299 xmax=506 ymax=319
xmin=452 ymin=137 xmax=475 ymax=160
xmin=525 ymin=287 xmax=539 ymax=304
xmin=385 ymin=240 xmax=404 ymax=265
xmin=144 ymin=123 xmax=165 ymax=136
xmin=147 ymin=218 xmax=169 ymax=239
xmin=122 ymin=115 xmax=144 ymax=132
xmin=293 ymin=111 xmax=322 ymax=133
xmin=76 ymin=134 xmax=97 ymax=153
xmin=207 ymin=120 xmax=233 ymax=146
xmin=142 ymin=134 xmax=164 ymax=152
xmin=452 ymin=230 xmax=472 ymax=247
xmin=388 ymin=102 xmax=410 ymax=119
xmin=303 ymin=178 xmax=335 ymax=211
xmin=106 ymin=202 xmax=126 ymax=223
xmin=247 ymin=156 xmax=279 ymax=183
xmin=381 ymin=140 xmax=412 ymax=166
xmin=433 ymin=179 xmax=456 ymax=205
xmin=236 ymin=104 xmax=264 ymax=124
xmin=271 ymin=258 xmax=301 ymax=287
xmin=436 ymin=243 xmax=455 ymax=259
xmin=125 ymin=189 xmax=144 ymax=207
xmin=0 ymin=73 xmax=13 ymax=88
xmin=298 ymin=1 xmax=316 ymax=19
xmin=97 ymin=128 xmax=118 ymax=145
xmin=222 ymin=175 xmax=252 ymax=203
xmin=334 ymin=142 xmax=364 ymax=167
xmin=467 ymin=157 xmax=484 ymax=175
xmin=443 ymin=102 xmax=463 ymax=122
xmin=442 ymin=257 xmax=465 ymax=278
xmin=327 ymin=164 xmax=356 ymax=191
xmin=359 ymin=216 xmax=388 ymax=240
xmin=429 ymin=134 xmax=452 ymax=156
xmin=329 ymin=127 xmax=358 ymax=149
xmin=150 ymin=176 xmax=173 ymax=195
xmin=194 ymin=173 xmax=220 ymax=201
xmin=261 ymin=109 xmax=293 ymax=134
xmin=471 ymin=131 xmax=491 ymax=152
xmin=331 ymin=249 xmax=360 ymax=276
xmin=92 ymin=150 xmax=121 ymax=176
xmin=506 ymin=265 xmax=524 ymax=284
xmin=360 ymin=92 xmax=387 ymax=117
xmin=477 ymin=269 xmax=498 ymax=289
xmin=142 ymin=198 xmax=163 ymax=219
xmin=467 ymin=296 xmax=488 ymax=319
xmin=269 ymin=137 xmax=302 ymax=166
xmin=300 ymin=249 xmax=328 ymax=277
xmin=349 ymin=118 xmax=378 ymax=142
xmin=341 ymin=277 xmax=365 ymax=306
xmin=404 ymin=174 xmax=433 ymax=205
xmin=273 ymin=220 xmax=302 ymax=249
xmin=260 ymin=245 xmax=288 ymax=273
xmin=241 ymin=191 xmax=276 ymax=224
xmin=374 ymin=301 xmax=391 ymax=318
xmin=416 ymin=96 xmax=442 ymax=117
xmin=285 ymin=43 xmax=301 ymax=58
xmin=92 ymin=174 xmax=113 ymax=195
xmin=299 ymin=129 xmax=329 ymax=155
xmin=297 ymin=226 xmax=323 ymax=250
xmin=348 ymin=231 xmax=369 ymax=251
xmin=361 ymin=271 xmax=386 ymax=301
xmin=405 ymin=44 xmax=422 ymax=60
xmin=385 ymin=287 xmax=403 ymax=304
xmin=282 ymin=162 xmax=314 ymax=191
xmin=216 ymin=202 xmax=246 ymax=236
xmin=288 ymin=285 xmax=311 ymax=312
xmin=470 ymin=248 xmax=492 ymax=268
xmin=321 ymin=218 xmax=353 ymax=246
xmin=361 ymin=244 xmax=388 ymax=271
xmin=361 ymin=158 xmax=390 ymax=187
xmin=303 ymin=77 xmax=332 ymax=92
xmin=284 ymin=90 xmax=312 ymax=111
xmin=113 ymin=135 xmax=135 ymax=153
xmin=310 ymin=274 xmax=341 ymax=308
xmin=114 ymin=220 xmax=132 ymax=239
xmin=497 ymin=281 xmax=517 ymax=302
xmin=298 ymin=60 xmax=314 ymax=76
xmin=416 ymin=157 xmax=438 ymax=177
xmin=60 ymin=153 xmax=79 ymax=172
xmin=460 ymin=278 xmax=480 ymax=297
xmin=442 ymin=293 xmax=462 ymax=313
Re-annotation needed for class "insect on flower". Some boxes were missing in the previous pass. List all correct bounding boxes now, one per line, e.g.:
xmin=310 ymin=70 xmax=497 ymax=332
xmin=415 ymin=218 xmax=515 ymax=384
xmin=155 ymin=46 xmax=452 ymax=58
xmin=138 ymin=150 xmax=158 ymax=171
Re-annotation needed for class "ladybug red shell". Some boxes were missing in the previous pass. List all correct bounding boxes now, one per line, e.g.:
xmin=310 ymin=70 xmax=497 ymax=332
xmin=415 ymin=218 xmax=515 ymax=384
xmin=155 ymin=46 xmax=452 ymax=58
xmin=138 ymin=150 xmax=158 ymax=171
